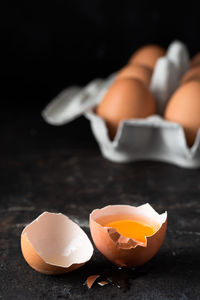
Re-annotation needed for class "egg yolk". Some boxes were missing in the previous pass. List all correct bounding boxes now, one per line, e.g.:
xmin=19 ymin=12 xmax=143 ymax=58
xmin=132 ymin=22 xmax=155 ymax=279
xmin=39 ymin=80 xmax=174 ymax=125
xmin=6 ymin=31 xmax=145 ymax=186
xmin=105 ymin=220 xmax=155 ymax=242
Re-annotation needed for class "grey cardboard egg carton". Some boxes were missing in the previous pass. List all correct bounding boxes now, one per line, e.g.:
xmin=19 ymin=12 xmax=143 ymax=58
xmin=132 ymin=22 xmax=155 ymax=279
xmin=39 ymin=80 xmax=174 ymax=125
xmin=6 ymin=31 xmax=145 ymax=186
xmin=42 ymin=41 xmax=200 ymax=168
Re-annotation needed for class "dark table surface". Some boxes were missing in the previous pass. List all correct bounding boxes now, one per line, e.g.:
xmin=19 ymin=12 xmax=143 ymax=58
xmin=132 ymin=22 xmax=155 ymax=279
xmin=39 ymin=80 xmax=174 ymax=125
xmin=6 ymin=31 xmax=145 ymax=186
xmin=1 ymin=101 xmax=200 ymax=300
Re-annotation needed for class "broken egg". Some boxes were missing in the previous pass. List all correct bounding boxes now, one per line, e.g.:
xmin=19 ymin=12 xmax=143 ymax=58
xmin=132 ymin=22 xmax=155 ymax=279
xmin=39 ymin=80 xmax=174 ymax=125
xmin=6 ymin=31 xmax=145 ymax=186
xmin=21 ymin=212 xmax=94 ymax=274
xmin=115 ymin=64 xmax=152 ymax=87
xmin=129 ymin=45 xmax=166 ymax=69
xmin=90 ymin=204 xmax=167 ymax=268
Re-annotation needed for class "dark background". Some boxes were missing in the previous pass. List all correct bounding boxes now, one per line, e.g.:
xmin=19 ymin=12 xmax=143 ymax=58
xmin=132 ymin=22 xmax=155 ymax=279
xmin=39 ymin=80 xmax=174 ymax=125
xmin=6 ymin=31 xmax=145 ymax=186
xmin=1 ymin=2 xmax=200 ymax=299
xmin=1 ymin=1 xmax=200 ymax=110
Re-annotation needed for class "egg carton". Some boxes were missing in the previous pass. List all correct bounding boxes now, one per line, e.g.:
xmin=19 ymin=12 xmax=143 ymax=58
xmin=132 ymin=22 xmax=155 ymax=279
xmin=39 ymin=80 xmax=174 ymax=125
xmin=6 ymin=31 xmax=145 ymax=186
xmin=42 ymin=41 xmax=200 ymax=168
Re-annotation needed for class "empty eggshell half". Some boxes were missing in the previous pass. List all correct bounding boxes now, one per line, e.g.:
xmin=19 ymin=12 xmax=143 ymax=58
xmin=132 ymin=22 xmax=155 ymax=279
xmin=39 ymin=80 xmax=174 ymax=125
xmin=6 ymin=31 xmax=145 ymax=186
xmin=90 ymin=204 xmax=167 ymax=268
xmin=21 ymin=212 xmax=94 ymax=274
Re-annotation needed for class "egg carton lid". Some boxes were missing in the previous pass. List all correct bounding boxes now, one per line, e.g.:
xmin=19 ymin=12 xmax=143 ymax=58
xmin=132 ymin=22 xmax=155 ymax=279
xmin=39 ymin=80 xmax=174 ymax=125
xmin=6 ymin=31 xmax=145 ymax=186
xmin=42 ymin=41 xmax=200 ymax=168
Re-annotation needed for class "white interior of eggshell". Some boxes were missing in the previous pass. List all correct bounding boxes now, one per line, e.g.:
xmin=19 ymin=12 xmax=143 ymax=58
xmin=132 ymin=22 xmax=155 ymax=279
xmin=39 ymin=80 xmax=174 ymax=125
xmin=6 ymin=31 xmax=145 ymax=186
xmin=92 ymin=203 xmax=167 ymax=232
xmin=22 ymin=212 xmax=94 ymax=267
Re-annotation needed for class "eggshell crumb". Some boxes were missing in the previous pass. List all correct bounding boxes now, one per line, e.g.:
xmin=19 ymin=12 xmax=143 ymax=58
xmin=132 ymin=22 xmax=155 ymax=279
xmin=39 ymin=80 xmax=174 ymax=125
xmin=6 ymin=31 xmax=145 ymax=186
xmin=98 ymin=281 xmax=109 ymax=286
xmin=86 ymin=274 xmax=100 ymax=288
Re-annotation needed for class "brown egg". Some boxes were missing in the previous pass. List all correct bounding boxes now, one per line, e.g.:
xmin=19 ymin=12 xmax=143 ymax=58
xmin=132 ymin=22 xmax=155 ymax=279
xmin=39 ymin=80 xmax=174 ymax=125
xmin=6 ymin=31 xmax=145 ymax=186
xmin=96 ymin=78 xmax=156 ymax=139
xmin=115 ymin=64 xmax=152 ymax=87
xmin=164 ymin=81 xmax=200 ymax=146
xmin=129 ymin=45 xmax=166 ymax=69
xmin=90 ymin=204 xmax=167 ymax=268
xmin=191 ymin=52 xmax=200 ymax=68
xmin=181 ymin=66 xmax=200 ymax=85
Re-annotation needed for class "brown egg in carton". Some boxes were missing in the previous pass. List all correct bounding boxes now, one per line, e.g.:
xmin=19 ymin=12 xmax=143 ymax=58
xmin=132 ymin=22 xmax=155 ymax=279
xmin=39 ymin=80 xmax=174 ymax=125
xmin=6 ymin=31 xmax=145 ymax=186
xmin=42 ymin=41 xmax=200 ymax=168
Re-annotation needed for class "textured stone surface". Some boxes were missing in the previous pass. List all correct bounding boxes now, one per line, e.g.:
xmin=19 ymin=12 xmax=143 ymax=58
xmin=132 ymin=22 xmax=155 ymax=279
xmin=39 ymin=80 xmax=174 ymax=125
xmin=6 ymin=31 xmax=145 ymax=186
xmin=1 ymin=106 xmax=200 ymax=299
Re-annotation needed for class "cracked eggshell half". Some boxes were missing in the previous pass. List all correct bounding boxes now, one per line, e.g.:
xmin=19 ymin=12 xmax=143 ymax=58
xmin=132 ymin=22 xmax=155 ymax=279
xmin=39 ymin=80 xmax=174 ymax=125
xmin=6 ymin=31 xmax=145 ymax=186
xmin=21 ymin=212 xmax=94 ymax=274
xmin=90 ymin=204 xmax=167 ymax=267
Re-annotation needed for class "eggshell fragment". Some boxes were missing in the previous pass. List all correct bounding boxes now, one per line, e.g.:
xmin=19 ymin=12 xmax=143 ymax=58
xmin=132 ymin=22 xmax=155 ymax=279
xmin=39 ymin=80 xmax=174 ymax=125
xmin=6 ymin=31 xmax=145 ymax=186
xmin=164 ymin=81 xmax=200 ymax=147
xmin=96 ymin=78 xmax=156 ymax=139
xmin=90 ymin=204 xmax=167 ymax=268
xmin=98 ymin=281 xmax=109 ymax=286
xmin=115 ymin=64 xmax=152 ymax=87
xmin=86 ymin=275 xmax=100 ymax=288
xmin=129 ymin=45 xmax=166 ymax=69
xmin=21 ymin=212 xmax=94 ymax=274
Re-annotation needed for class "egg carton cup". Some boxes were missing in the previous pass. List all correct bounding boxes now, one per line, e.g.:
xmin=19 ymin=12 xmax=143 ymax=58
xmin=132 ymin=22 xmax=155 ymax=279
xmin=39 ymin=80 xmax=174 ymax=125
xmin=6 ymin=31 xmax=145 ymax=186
xmin=42 ymin=40 xmax=200 ymax=168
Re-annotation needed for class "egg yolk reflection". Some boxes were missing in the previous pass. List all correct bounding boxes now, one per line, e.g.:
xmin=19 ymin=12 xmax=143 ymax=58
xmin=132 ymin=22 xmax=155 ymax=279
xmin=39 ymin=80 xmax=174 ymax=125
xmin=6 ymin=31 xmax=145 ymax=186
xmin=105 ymin=220 xmax=155 ymax=243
